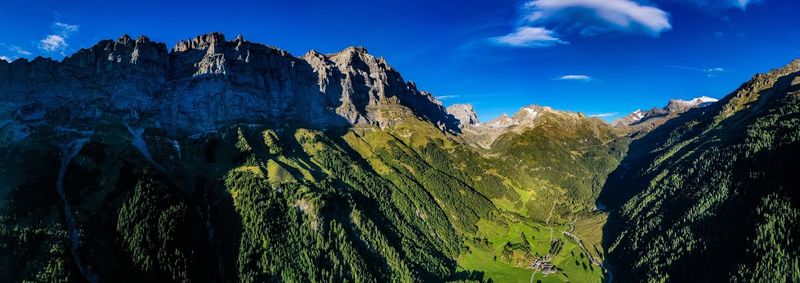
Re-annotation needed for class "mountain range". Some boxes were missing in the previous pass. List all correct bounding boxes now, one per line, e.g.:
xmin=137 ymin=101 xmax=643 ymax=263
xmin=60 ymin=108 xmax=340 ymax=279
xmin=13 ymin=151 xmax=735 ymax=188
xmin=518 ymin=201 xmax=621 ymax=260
xmin=0 ymin=33 xmax=797 ymax=282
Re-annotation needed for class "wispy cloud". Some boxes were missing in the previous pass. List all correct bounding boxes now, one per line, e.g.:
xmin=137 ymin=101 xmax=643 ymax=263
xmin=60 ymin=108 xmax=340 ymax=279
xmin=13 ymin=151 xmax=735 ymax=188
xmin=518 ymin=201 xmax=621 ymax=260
xmin=491 ymin=27 xmax=567 ymax=48
xmin=436 ymin=95 xmax=461 ymax=100
xmin=556 ymin=74 xmax=593 ymax=81
xmin=53 ymin=22 xmax=79 ymax=35
xmin=668 ymin=65 xmax=727 ymax=77
xmin=0 ymin=43 xmax=31 ymax=57
xmin=589 ymin=112 xmax=618 ymax=118
xmin=490 ymin=0 xmax=671 ymax=49
xmin=38 ymin=21 xmax=79 ymax=54
xmin=523 ymin=0 xmax=671 ymax=36
xmin=737 ymin=0 xmax=754 ymax=8
xmin=10 ymin=46 xmax=31 ymax=56
xmin=677 ymin=0 xmax=761 ymax=10
xmin=0 ymin=55 xmax=11 ymax=62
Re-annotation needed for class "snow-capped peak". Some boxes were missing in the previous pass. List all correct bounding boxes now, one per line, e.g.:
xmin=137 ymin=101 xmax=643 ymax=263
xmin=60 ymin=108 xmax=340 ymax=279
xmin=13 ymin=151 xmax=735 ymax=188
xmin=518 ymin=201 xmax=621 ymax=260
xmin=522 ymin=107 xmax=539 ymax=119
xmin=695 ymin=96 xmax=718 ymax=103
xmin=631 ymin=109 xmax=645 ymax=121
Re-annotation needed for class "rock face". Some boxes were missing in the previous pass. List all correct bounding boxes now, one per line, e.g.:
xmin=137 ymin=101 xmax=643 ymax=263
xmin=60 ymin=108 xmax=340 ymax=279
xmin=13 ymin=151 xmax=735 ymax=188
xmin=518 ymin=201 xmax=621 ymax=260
xmin=612 ymin=96 xmax=719 ymax=133
xmin=446 ymin=103 xmax=479 ymax=127
xmin=302 ymin=46 xmax=458 ymax=131
xmin=611 ymin=109 xmax=646 ymax=128
xmin=0 ymin=32 xmax=459 ymax=138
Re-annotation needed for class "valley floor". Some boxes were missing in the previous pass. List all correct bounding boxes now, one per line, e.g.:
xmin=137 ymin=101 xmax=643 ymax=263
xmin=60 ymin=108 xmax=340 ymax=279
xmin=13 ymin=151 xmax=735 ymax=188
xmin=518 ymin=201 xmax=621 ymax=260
xmin=457 ymin=213 xmax=607 ymax=282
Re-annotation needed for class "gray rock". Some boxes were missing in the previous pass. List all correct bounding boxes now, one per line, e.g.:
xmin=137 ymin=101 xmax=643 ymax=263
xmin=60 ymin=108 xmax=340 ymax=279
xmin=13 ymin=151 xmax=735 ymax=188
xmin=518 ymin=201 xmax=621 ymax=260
xmin=446 ymin=104 xmax=479 ymax=127
xmin=0 ymin=32 xmax=460 ymax=139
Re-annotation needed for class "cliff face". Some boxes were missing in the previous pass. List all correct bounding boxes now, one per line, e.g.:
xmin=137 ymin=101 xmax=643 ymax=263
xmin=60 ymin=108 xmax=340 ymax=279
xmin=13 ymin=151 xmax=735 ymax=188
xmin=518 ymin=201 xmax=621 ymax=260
xmin=0 ymin=32 xmax=459 ymax=137
xmin=446 ymin=103 xmax=479 ymax=127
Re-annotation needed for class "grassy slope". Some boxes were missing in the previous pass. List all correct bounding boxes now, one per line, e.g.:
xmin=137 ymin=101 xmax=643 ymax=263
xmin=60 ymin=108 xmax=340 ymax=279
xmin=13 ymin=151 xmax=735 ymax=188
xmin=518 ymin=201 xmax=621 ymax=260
xmin=344 ymin=116 xmax=611 ymax=282
xmin=0 ymin=104 xmax=617 ymax=282
xmin=488 ymin=112 xmax=628 ymax=223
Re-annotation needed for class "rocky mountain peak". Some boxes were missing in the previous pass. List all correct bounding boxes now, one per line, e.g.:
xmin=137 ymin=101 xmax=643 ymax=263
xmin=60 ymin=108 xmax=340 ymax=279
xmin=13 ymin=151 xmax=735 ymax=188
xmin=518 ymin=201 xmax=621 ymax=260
xmin=446 ymin=104 xmax=479 ymax=127
xmin=341 ymin=46 xmax=369 ymax=55
xmin=327 ymin=46 xmax=384 ymax=72
xmin=485 ymin=113 xmax=511 ymax=128
xmin=0 ymin=32 xmax=460 ymax=139
xmin=665 ymin=96 xmax=718 ymax=112
xmin=613 ymin=96 xmax=719 ymax=132
xmin=300 ymin=43 xmax=457 ymax=131
xmin=136 ymin=35 xmax=151 ymax=43
xmin=513 ymin=105 xmax=549 ymax=121
xmin=117 ymin=34 xmax=133 ymax=44
xmin=611 ymin=109 xmax=645 ymax=127
xmin=173 ymin=32 xmax=226 ymax=52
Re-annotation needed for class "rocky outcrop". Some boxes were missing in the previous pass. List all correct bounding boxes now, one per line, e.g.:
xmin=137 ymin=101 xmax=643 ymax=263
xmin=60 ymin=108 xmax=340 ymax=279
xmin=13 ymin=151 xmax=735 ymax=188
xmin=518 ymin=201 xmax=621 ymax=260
xmin=446 ymin=103 xmax=479 ymax=127
xmin=0 ymin=32 xmax=458 ymax=140
xmin=303 ymin=45 xmax=458 ymax=131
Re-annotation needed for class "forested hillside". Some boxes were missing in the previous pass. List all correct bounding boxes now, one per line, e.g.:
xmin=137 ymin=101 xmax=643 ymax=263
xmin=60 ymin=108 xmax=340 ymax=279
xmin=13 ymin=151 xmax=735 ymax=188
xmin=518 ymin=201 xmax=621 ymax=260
xmin=600 ymin=59 xmax=800 ymax=281
xmin=0 ymin=115 xmax=617 ymax=282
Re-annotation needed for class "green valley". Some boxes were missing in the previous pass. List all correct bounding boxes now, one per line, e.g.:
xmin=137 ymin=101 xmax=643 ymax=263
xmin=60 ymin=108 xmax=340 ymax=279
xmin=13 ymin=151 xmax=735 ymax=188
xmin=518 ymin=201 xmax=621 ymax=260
xmin=0 ymin=30 xmax=798 ymax=283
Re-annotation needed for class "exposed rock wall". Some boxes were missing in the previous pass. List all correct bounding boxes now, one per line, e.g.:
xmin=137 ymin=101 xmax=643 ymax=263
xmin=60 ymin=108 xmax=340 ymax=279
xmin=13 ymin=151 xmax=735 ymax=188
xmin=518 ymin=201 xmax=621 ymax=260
xmin=0 ymin=32 xmax=459 ymax=137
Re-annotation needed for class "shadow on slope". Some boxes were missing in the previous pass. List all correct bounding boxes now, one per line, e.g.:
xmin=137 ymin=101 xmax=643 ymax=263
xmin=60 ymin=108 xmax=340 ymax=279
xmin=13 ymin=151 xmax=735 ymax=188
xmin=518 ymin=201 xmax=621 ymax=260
xmin=596 ymin=69 xmax=800 ymax=282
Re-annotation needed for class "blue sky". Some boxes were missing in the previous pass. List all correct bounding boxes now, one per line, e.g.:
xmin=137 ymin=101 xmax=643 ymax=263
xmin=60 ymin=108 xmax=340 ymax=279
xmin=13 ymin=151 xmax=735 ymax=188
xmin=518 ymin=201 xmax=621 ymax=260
xmin=1 ymin=0 xmax=799 ymax=121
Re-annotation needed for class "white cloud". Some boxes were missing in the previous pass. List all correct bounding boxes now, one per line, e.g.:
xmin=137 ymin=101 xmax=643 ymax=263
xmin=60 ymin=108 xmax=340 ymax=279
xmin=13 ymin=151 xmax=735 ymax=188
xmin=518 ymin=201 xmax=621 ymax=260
xmin=0 ymin=56 xmax=11 ymax=62
xmin=523 ymin=0 xmax=672 ymax=36
xmin=556 ymin=74 xmax=593 ymax=81
xmin=53 ymin=22 xmax=79 ymax=36
xmin=436 ymin=95 xmax=460 ymax=100
xmin=38 ymin=21 xmax=79 ymax=54
xmin=491 ymin=27 xmax=567 ymax=48
xmin=10 ymin=46 xmax=32 ymax=56
xmin=39 ymin=35 xmax=67 ymax=52
xmin=669 ymin=65 xmax=727 ymax=77
xmin=589 ymin=112 xmax=618 ymax=118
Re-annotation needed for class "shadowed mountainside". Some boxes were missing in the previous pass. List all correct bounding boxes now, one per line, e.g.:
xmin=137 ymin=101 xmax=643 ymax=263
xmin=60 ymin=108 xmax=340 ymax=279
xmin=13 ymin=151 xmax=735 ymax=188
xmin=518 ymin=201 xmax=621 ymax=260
xmin=599 ymin=59 xmax=800 ymax=282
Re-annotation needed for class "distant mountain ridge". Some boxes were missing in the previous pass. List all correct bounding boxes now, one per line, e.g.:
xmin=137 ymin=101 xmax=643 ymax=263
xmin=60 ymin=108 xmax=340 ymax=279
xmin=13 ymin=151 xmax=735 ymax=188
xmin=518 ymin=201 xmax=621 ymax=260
xmin=611 ymin=96 xmax=719 ymax=133
xmin=446 ymin=104 xmax=602 ymax=148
